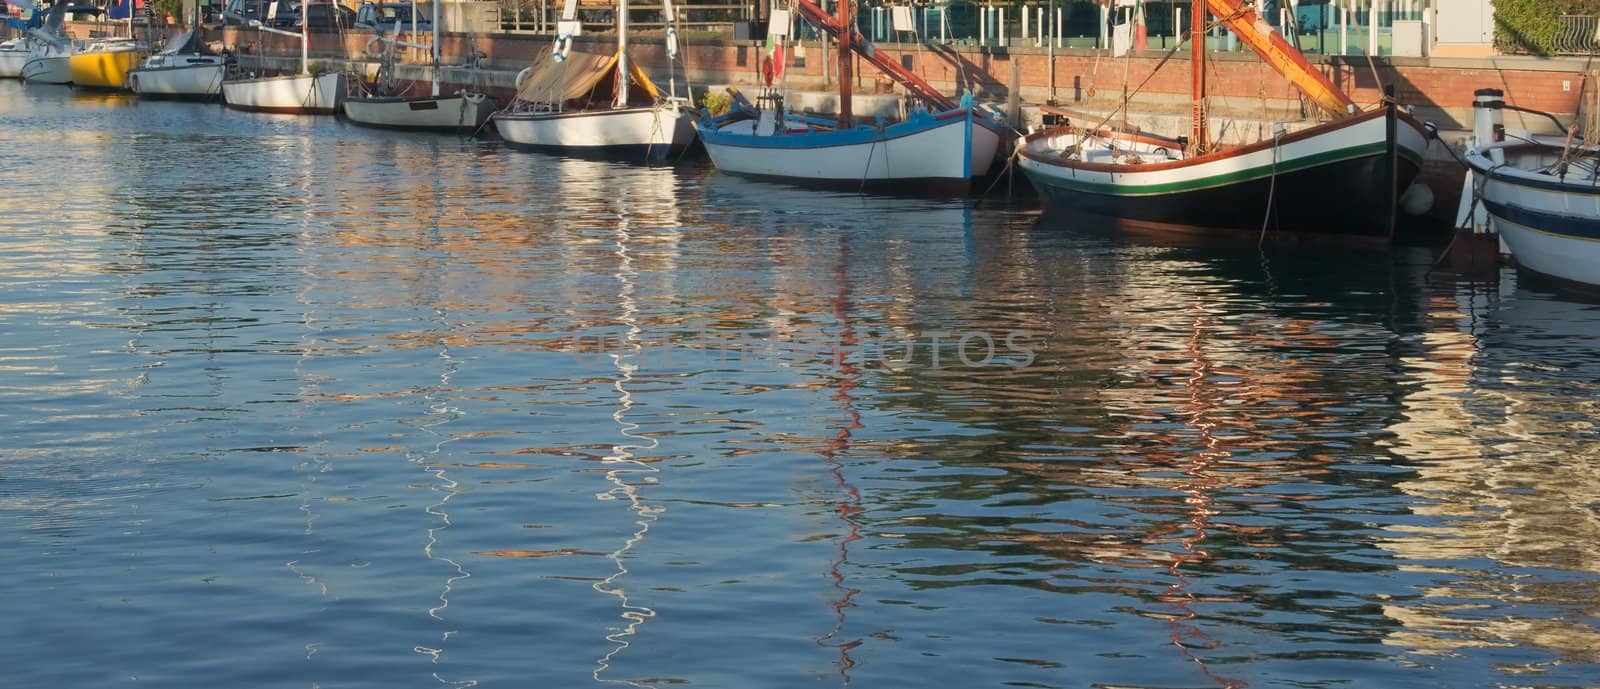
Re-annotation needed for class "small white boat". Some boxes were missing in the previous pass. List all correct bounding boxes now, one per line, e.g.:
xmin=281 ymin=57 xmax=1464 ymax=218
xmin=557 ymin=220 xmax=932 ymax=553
xmin=223 ymin=71 xmax=346 ymax=114
xmin=17 ymin=1 xmax=77 ymax=84
xmin=345 ymin=91 xmax=494 ymax=130
xmin=0 ymin=39 xmax=32 ymax=78
xmin=222 ymin=16 xmax=345 ymax=115
xmin=129 ymin=28 xmax=228 ymax=99
xmin=21 ymin=42 xmax=75 ymax=84
xmin=695 ymin=0 xmax=1001 ymax=191
xmin=1464 ymin=90 xmax=1600 ymax=291
xmin=343 ymin=0 xmax=493 ymax=131
xmin=699 ymin=96 xmax=1001 ymax=192
xmin=493 ymin=0 xmax=695 ymax=157
xmin=495 ymin=97 xmax=695 ymax=156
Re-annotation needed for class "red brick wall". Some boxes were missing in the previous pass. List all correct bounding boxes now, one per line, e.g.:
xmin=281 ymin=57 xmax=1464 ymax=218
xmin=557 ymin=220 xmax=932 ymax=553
xmin=182 ymin=21 xmax=1587 ymax=118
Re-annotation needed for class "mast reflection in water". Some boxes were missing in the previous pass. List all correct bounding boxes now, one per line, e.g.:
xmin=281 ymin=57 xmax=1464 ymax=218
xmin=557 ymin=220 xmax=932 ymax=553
xmin=2 ymin=82 xmax=1600 ymax=689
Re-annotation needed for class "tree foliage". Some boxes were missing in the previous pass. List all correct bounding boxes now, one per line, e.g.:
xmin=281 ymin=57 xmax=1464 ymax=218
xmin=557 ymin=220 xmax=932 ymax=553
xmin=1495 ymin=0 xmax=1600 ymax=55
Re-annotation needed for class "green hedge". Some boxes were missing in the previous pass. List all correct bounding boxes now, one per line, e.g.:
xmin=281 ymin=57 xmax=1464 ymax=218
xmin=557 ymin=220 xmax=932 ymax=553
xmin=1495 ymin=0 xmax=1600 ymax=55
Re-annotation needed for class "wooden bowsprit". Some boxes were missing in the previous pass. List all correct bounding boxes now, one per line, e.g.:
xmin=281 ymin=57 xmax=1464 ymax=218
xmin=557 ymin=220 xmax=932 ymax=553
xmin=792 ymin=0 xmax=956 ymax=111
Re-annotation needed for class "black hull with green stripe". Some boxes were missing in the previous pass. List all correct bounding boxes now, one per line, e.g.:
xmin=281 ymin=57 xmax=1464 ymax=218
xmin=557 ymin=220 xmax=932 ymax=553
xmin=1018 ymin=106 xmax=1429 ymax=242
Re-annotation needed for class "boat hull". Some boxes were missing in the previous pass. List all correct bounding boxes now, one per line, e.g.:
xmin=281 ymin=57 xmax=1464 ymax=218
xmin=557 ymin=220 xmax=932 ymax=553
xmin=1018 ymin=106 xmax=1427 ymax=240
xmin=222 ymin=73 xmax=347 ymax=115
xmin=493 ymin=104 xmax=695 ymax=157
xmin=130 ymin=62 xmax=226 ymax=98
xmin=1469 ymin=142 xmax=1600 ymax=290
xmin=69 ymin=49 xmax=148 ymax=90
xmin=697 ymin=107 xmax=1001 ymax=193
xmin=0 ymin=49 xmax=29 ymax=78
xmin=21 ymin=55 xmax=72 ymax=84
xmin=344 ymin=92 xmax=494 ymax=131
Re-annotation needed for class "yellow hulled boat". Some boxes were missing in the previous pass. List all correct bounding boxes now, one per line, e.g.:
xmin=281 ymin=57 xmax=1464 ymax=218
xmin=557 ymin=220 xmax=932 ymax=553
xmin=68 ymin=37 xmax=149 ymax=90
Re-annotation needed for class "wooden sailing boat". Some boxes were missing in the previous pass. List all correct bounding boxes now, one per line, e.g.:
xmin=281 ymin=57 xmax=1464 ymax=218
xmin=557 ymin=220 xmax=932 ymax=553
xmin=695 ymin=0 xmax=1002 ymax=192
xmin=221 ymin=4 xmax=347 ymax=114
xmin=343 ymin=0 xmax=494 ymax=131
xmin=491 ymin=0 xmax=694 ymax=157
xmin=1462 ymin=88 xmax=1600 ymax=291
xmin=1016 ymin=0 xmax=1429 ymax=240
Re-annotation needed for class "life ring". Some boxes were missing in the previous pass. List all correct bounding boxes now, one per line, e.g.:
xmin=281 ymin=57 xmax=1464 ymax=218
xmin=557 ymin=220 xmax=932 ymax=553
xmin=665 ymin=27 xmax=678 ymax=60
xmin=551 ymin=33 xmax=572 ymax=62
xmin=364 ymin=34 xmax=384 ymax=58
xmin=515 ymin=66 xmax=533 ymax=92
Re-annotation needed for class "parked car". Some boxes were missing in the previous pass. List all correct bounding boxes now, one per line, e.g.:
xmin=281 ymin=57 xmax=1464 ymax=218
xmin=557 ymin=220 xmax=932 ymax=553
xmin=296 ymin=1 xmax=355 ymax=31
xmin=354 ymin=1 xmax=429 ymax=33
xmin=220 ymin=0 xmax=295 ymax=27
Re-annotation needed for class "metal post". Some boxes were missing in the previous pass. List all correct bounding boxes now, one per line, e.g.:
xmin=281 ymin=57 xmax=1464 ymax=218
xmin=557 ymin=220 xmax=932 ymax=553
xmin=1368 ymin=0 xmax=1377 ymax=54
xmin=1340 ymin=0 xmax=1348 ymax=55
xmin=1098 ymin=3 xmax=1107 ymax=49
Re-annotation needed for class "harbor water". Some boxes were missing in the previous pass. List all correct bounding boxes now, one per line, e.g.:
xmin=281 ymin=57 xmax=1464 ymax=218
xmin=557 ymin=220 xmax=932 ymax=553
xmin=3 ymin=80 xmax=1600 ymax=688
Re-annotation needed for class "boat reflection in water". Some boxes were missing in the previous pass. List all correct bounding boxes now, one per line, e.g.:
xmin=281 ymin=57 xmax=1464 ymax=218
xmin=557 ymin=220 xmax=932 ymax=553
xmin=1381 ymin=284 xmax=1600 ymax=665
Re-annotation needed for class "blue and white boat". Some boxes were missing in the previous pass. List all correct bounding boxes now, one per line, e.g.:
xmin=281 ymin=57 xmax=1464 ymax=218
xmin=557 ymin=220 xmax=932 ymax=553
xmin=699 ymin=95 xmax=1001 ymax=193
xmin=1466 ymin=138 xmax=1600 ymax=291
xmin=1462 ymin=87 xmax=1600 ymax=291
xmin=695 ymin=0 xmax=1002 ymax=193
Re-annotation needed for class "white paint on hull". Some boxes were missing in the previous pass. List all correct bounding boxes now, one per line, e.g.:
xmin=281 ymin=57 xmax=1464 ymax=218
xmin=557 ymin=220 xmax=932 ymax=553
xmin=0 ymin=48 xmax=30 ymax=78
xmin=1469 ymin=140 xmax=1600 ymax=287
xmin=701 ymin=110 xmax=1000 ymax=186
xmin=344 ymin=93 xmax=492 ymax=130
xmin=1495 ymin=215 xmax=1600 ymax=286
xmin=222 ymin=73 xmax=347 ymax=114
xmin=21 ymin=54 xmax=71 ymax=84
xmin=130 ymin=60 xmax=226 ymax=97
xmin=494 ymin=104 xmax=695 ymax=151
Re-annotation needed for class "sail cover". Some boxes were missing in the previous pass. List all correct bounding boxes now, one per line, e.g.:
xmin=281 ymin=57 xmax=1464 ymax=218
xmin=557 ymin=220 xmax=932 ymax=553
xmin=159 ymin=28 xmax=197 ymax=54
xmin=514 ymin=46 xmax=660 ymax=105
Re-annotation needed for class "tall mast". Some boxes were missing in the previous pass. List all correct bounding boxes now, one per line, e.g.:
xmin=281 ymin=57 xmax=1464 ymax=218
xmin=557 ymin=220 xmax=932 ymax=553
xmin=430 ymin=0 xmax=440 ymax=96
xmin=614 ymin=0 xmax=629 ymax=108
xmin=300 ymin=2 xmax=309 ymax=75
xmin=1189 ymin=0 xmax=1206 ymax=154
xmin=837 ymin=0 xmax=851 ymax=126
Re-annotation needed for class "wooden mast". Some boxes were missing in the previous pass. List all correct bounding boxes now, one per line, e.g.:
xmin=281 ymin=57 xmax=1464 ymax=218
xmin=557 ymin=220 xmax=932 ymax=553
xmin=1188 ymin=0 xmax=1207 ymax=154
xmin=616 ymin=0 xmax=630 ymax=107
xmin=837 ymin=0 xmax=852 ymax=126
xmin=300 ymin=0 xmax=310 ymax=75
xmin=430 ymin=0 xmax=440 ymax=96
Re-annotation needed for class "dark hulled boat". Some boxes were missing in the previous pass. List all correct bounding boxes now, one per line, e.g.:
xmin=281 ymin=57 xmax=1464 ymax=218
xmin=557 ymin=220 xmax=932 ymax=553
xmin=1017 ymin=0 xmax=1430 ymax=241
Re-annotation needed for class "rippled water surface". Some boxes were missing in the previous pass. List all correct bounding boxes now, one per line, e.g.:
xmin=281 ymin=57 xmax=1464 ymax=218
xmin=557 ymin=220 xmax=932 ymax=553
xmin=4 ymin=80 xmax=1600 ymax=688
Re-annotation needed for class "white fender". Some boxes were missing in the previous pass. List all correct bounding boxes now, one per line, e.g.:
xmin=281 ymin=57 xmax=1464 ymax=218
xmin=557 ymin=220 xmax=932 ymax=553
xmin=665 ymin=28 xmax=678 ymax=59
